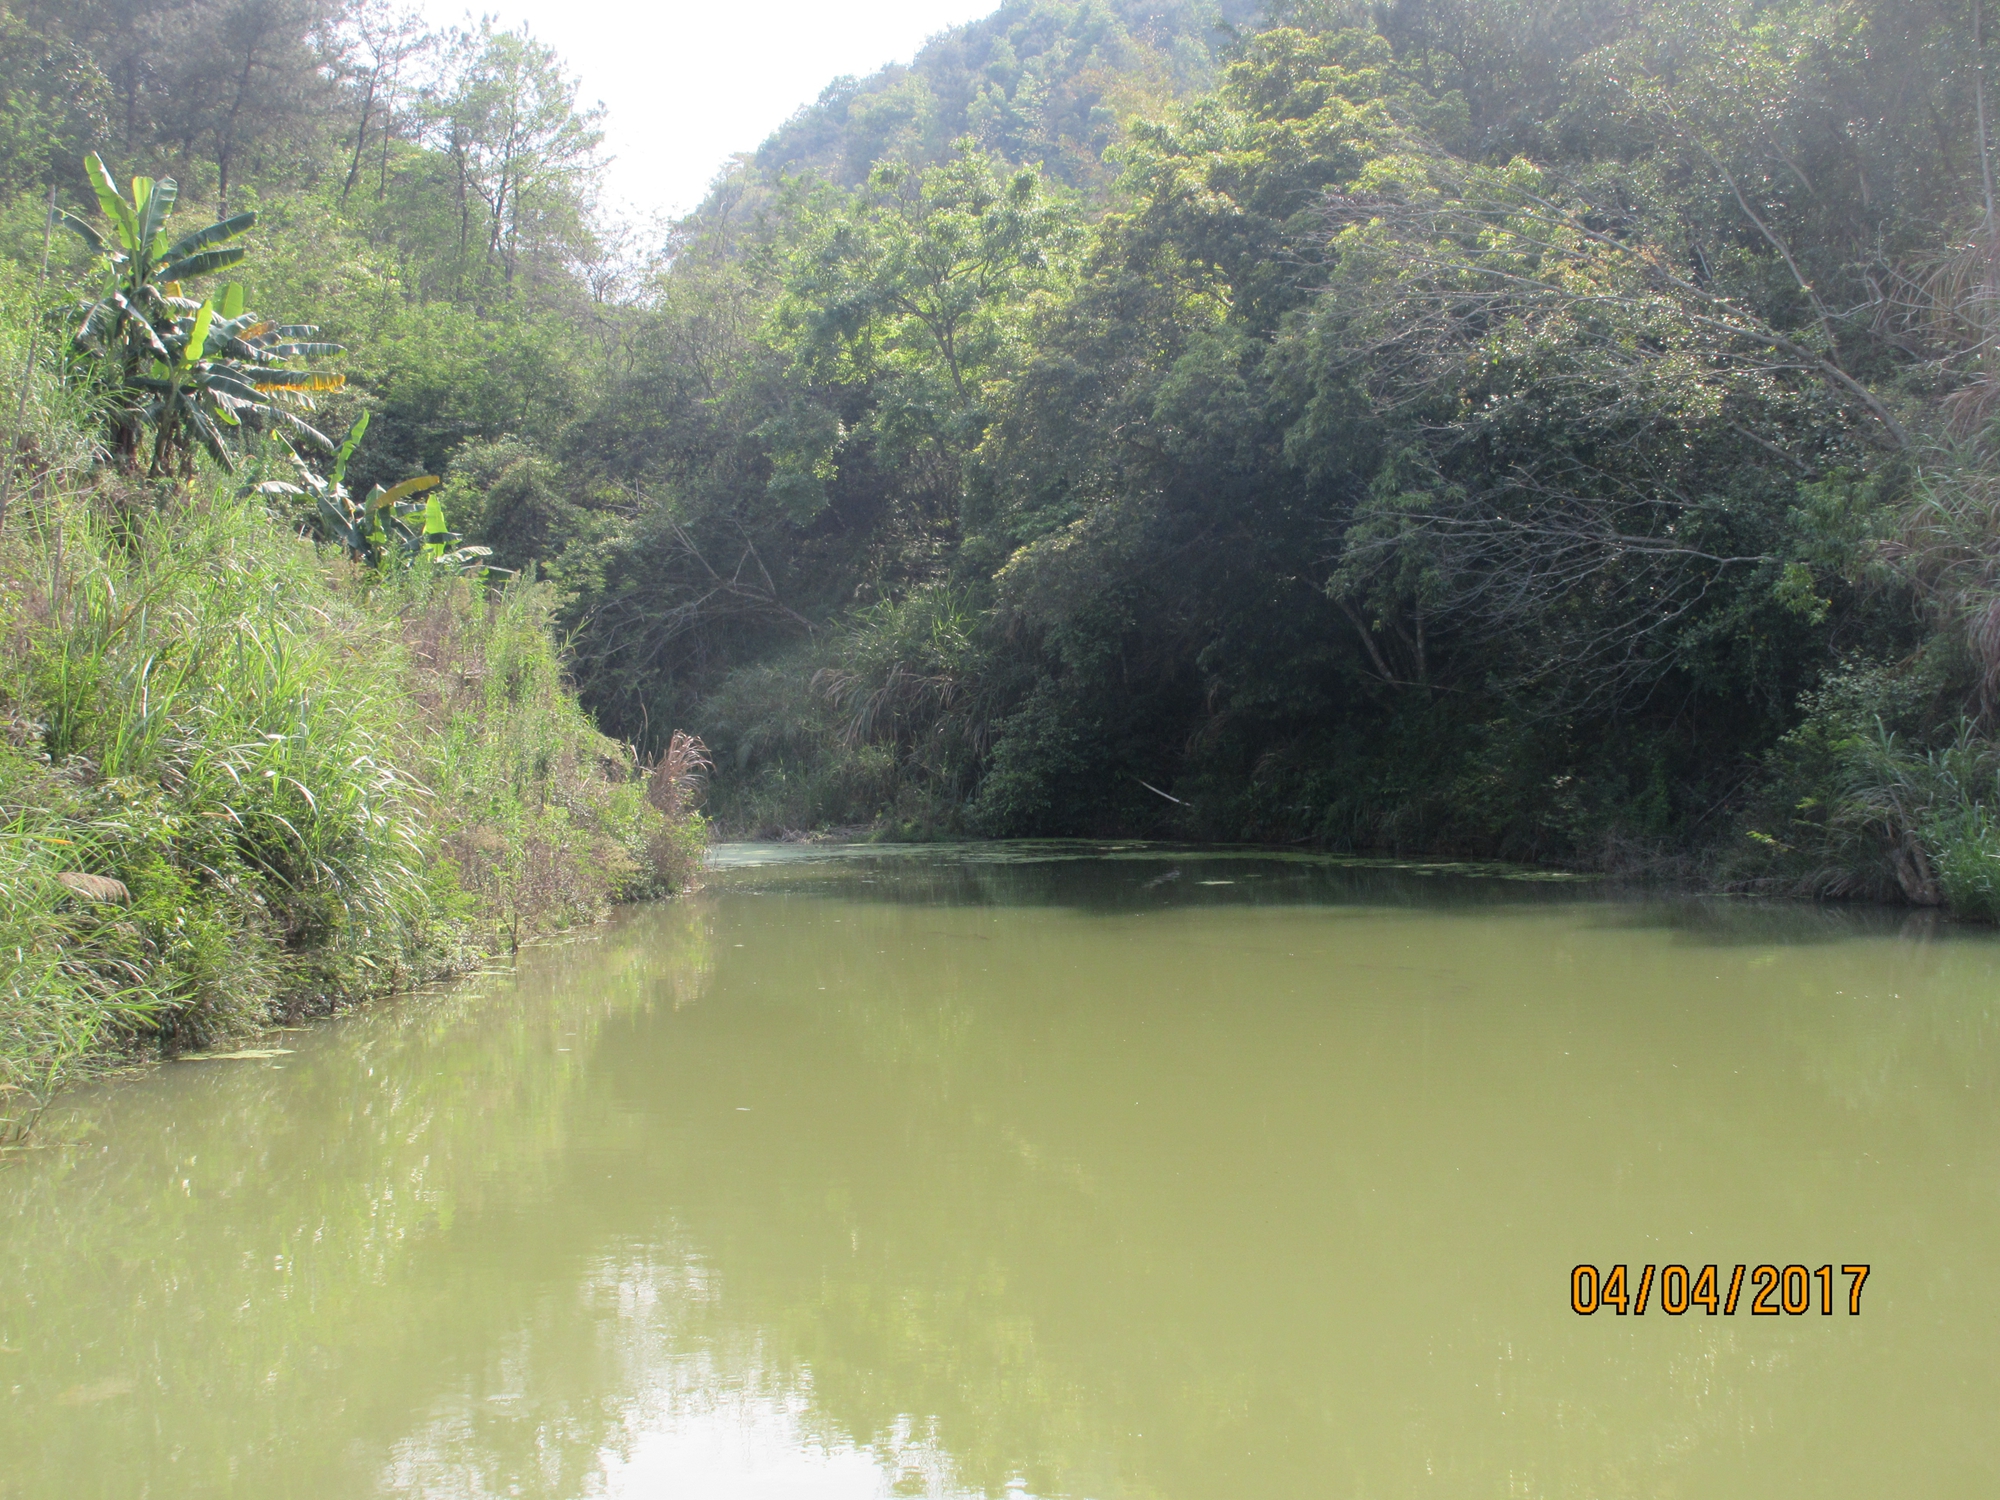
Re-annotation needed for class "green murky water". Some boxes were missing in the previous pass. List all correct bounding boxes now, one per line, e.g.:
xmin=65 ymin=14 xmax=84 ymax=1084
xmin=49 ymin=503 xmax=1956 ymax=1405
xmin=4 ymin=843 xmax=1998 ymax=1498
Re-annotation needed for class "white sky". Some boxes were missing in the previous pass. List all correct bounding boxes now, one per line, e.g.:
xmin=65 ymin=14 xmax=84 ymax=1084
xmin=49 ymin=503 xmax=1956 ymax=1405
xmin=417 ymin=0 xmax=996 ymax=224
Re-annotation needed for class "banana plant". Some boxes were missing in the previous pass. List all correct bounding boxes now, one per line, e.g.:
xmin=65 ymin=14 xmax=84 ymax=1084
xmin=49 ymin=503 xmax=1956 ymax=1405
xmin=57 ymin=153 xmax=345 ymax=476
xmin=282 ymin=413 xmax=500 ymax=576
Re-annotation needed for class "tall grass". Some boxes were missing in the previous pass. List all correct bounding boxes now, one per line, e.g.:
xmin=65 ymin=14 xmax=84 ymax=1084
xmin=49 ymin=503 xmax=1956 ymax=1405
xmin=0 ymin=303 xmax=703 ymax=1139
xmin=700 ymin=584 xmax=998 ymax=838
xmin=1737 ymin=652 xmax=2000 ymax=920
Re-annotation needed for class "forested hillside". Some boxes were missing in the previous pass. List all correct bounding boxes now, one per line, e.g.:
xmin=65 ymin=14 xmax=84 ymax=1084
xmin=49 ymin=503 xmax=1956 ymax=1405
xmin=6 ymin=0 xmax=2000 ymax=917
xmin=746 ymin=0 xmax=1262 ymax=193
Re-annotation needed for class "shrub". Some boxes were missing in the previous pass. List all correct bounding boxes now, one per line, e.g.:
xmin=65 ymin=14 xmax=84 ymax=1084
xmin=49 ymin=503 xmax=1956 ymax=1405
xmin=1928 ymin=805 xmax=2000 ymax=922
xmin=0 ymin=469 xmax=704 ymax=1138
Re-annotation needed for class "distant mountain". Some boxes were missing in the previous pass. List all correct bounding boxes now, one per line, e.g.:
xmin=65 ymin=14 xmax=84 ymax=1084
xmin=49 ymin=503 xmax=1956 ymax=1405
xmin=729 ymin=0 xmax=1265 ymax=198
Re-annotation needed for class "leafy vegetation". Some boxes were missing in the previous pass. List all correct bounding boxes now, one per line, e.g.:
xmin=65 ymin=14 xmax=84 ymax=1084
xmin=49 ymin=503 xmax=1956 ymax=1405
xmin=289 ymin=411 xmax=495 ymax=575
xmin=57 ymin=154 xmax=344 ymax=474
xmin=0 ymin=154 xmax=702 ymax=1136
xmin=550 ymin=0 xmax=2000 ymax=908
xmin=8 ymin=0 xmax=2000 ymax=933
xmin=0 ymin=457 xmax=704 ymax=1136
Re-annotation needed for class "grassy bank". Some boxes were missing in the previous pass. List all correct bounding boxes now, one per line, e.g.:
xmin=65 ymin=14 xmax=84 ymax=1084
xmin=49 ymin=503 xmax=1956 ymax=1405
xmin=0 ymin=325 xmax=703 ymax=1141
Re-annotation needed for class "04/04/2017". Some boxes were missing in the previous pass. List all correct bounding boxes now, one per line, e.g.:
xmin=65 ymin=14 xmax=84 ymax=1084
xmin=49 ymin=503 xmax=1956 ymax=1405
xmin=1571 ymin=1264 xmax=1870 ymax=1316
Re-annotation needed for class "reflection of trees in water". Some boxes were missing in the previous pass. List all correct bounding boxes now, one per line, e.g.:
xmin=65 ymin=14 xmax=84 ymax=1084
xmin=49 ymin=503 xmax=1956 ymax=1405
xmin=1779 ymin=945 xmax=2000 ymax=1114
xmin=0 ymin=901 xmax=715 ymax=1496
xmin=709 ymin=842 xmax=1605 ymax=917
xmin=608 ymin=871 xmax=2000 ymax=1499
xmin=4 ymin=870 xmax=1998 ymax=1498
xmin=1583 ymin=888 xmax=2000 ymax=1110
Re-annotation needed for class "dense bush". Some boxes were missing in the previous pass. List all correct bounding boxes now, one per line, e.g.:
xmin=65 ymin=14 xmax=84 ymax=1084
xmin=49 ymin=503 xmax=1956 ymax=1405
xmin=598 ymin=0 xmax=2000 ymax=915
xmin=700 ymin=584 xmax=998 ymax=837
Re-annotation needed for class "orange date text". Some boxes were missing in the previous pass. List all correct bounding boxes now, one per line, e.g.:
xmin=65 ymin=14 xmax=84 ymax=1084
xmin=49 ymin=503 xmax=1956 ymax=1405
xmin=1570 ymin=1263 xmax=1868 ymax=1316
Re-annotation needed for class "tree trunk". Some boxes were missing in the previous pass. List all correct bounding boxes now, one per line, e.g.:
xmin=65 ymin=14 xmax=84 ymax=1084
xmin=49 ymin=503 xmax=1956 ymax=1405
xmin=342 ymin=72 xmax=379 ymax=206
xmin=1888 ymin=830 xmax=1942 ymax=907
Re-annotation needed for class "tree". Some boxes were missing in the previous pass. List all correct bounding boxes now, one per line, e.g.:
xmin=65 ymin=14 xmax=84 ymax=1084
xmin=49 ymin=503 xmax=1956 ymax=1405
xmin=0 ymin=10 xmax=112 ymax=199
xmin=335 ymin=0 xmax=429 ymax=206
xmin=194 ymin=0 xmax=340 ymax=218
xmin=424 ymin=22 xmax=604 ymax=295
xmin=772 ymin=142 xmax=1077 ymax=532
xmin=59 ymin=153 xmax=344 ymax=474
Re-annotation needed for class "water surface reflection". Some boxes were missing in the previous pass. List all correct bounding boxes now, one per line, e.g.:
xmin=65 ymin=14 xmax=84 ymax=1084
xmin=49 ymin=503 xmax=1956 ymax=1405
xmin=2 ymin=845 xmax=1996 ymax=1497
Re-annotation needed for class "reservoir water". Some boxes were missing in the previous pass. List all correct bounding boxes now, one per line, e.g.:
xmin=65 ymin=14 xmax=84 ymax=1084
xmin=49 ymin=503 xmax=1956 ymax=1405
xmin=3 ymin=843 xmax=1997 ymax=1498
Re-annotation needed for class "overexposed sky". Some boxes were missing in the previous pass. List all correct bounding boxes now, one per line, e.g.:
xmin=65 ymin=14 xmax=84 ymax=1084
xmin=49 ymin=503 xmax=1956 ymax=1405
xmin=416 ymin=0 xmax=995 ymax=223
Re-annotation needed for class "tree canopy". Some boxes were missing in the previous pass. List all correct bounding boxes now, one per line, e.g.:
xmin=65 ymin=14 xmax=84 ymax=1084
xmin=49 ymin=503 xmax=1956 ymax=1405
xmin=10 ymin=0 xmax=2000 ymax=906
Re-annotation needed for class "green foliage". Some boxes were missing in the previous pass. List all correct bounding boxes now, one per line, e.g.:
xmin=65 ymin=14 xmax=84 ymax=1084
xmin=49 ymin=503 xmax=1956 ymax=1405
xmin=1929 ymin=803 xmax=2000 ymax=921
xmin=290 ymin=413 xmax=496 ymax=575
xmin=57 ymin=155 xmax=344 ymax=474
xmin=436 ymin=435 xmax=601 ymax=578
xmin=0 ymin=7 xmax=710 ymax=1132
xmin=0 ymin=10 xmax=109 ymax=200
xmin=700 ymin=586 xmax=1002 ymax=839
xmin=18 ymin=0 xmax=2000 ymax=921
xmin=697 ymin=652 xmax=902 ymax=836
xmin=746 ymin=0 xmax=1258 ymax=195
xmin=767 ymin=143 xmax=1080 ymax=543
xmin=777 ymin=146 xmax=1077 ymax=407
xmin=0 ymin=770 xmax=174 ymax=1135
xmin=0 ymin=393 xmax=702 ymax=1139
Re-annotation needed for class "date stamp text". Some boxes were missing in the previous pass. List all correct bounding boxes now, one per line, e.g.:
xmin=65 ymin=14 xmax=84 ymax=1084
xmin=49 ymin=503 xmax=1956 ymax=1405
xmin=1571 ymin=1263 xmax=1869 ymax=1316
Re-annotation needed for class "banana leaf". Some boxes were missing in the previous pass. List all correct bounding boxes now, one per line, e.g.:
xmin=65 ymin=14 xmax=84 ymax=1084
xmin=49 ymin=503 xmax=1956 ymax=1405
xmin=239 ymin=362 xmax=349 ymax=381
xmin=371 ymin=475 xmax=440 ymax=509
xmin=316 ymin=495 xmax=366 ymax=550
xmin=137 ymin=177 xmax=178 ymax=254
xmin=84 ymin=153 xmax=135 ymax=250
xmin=111 ymin=297 xmax=173 ymax=362
xmin=184 ymin=301 xmax=214 ymax=366
xmin=76 ymin=297 xmax=122 ymax=347
xmin=250 ymin=371 xmax=347 ymax=393
xmin=184 ymin=407 xmax=234 ymax=470
xmin=202 ymin=370 xmax=266 ymax=402
xmin=54 ymin=209 xmax=109 ymax=257
xmin=158 ymin=245 xmax=248 ymax=283
xmin=332 ymin=413 xmax=369 ymax=485
xmin=162 ymin=211 xmax=256 ymax=264
xmin=269 ymin=408 xmax=334 ymax=451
